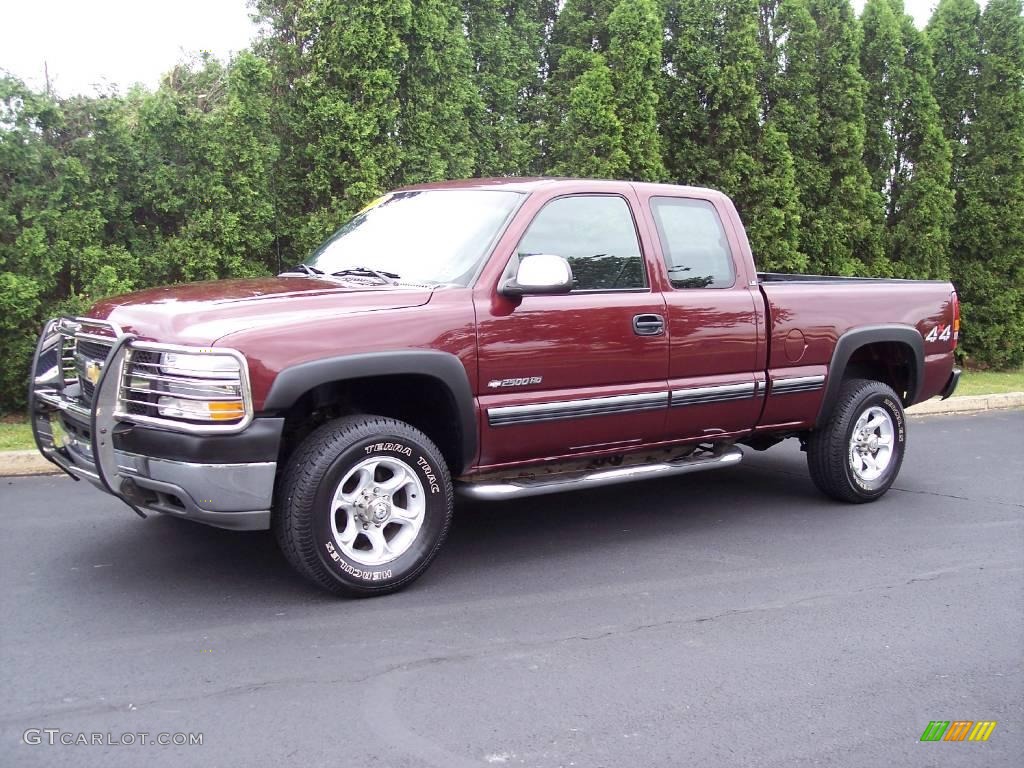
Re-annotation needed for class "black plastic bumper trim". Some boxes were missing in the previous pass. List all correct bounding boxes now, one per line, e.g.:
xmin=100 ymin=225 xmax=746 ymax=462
xmin=940 ymin=367 xmax=962 ymax=400
xmin=112 ymin=417 xmax=284 ymax=464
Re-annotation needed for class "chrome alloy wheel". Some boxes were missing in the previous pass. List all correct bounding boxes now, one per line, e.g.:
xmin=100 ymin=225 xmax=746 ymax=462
xmin=848 ymin=405 xmax=895 ymax=482
xmin=330 ymin=456 xmax=426 ymax=566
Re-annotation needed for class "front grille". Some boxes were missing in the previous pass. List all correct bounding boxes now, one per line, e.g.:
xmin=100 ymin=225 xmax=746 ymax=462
xmin=43 ymin=317 xmax=251 ymax=435
xmin=60 ymin=336 xmax=77 ymax=384
xmin=77 ymin=339 xmax=112 ymax=359
xmin=75 ymin=338 xmax=113 ymax=403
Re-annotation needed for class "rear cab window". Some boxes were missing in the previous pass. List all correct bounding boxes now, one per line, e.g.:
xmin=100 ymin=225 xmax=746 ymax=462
xmin=649 ymin=197 xmax=736 ymax=289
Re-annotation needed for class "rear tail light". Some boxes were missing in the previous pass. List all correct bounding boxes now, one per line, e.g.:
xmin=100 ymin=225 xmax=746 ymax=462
xmin=951 ymin=290 xmax=960 ymax=349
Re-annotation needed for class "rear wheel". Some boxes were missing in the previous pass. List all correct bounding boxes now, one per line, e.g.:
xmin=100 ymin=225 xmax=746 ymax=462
xmin=274 ymin=415 xmax=453 ymax=596
xmin=807 ymin=378 xmax=907 ymax=503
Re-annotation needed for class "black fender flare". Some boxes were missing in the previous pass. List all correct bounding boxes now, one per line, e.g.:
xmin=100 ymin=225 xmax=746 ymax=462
xmin=816 ymin=324 xmax=924 ymax=428
xmin=262 ymin=350 xmax=477 ymax=472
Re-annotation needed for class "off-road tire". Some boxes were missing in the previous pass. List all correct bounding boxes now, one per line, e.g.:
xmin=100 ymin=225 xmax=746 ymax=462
xmin=807 ymin=378 xmax=907 ymax=503
xmin=274 ymin=415 xmax=453 ymax=597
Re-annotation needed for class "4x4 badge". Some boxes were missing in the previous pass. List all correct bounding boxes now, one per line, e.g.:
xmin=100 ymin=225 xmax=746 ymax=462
xmin=487 ymin=376 xmax=542 ymax=389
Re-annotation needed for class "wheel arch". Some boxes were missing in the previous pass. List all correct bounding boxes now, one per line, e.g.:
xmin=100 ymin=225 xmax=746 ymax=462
xmin=816 ymin=325 xmax=924 ymax=428
xmin=263 ymin=351 xmax=477 ymax=474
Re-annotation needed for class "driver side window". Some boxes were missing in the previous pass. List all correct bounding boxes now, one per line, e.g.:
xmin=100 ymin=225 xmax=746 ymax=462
xmin=517 ymin=195 xmax=647 ymax=291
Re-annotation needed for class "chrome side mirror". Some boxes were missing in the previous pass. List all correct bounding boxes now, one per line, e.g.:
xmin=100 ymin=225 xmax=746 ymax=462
xmin=500 ymin=254 xmax=574 ymax=297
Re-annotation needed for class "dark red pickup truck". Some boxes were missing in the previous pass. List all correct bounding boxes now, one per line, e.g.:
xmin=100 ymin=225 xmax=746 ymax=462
xmin=30 ymin=178 xmax=961 ymax=595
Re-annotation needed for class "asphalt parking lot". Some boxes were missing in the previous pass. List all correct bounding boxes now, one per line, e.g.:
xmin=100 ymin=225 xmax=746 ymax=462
xmin=1 ymin=410 xmax=1021 ymax=767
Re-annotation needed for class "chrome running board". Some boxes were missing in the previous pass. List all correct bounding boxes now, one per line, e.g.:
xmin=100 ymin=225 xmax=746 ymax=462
xmin=457 ymin=446 xmax=743 ymax=501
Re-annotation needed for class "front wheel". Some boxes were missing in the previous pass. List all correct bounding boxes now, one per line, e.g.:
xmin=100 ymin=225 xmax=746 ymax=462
xmin=274 ymin=415 xmax=453 ymax=596
xmin=806 ymin=378 xmax=907 ymax=503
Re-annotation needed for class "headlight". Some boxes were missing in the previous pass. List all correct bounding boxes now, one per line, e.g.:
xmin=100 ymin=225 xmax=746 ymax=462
xmin=160 ymin=352 xmax=240 ymax=379
xmin=157 ymin=396 xmax=246 ymax=422
xmin=116 ymin=344 xmax=252 ymax=433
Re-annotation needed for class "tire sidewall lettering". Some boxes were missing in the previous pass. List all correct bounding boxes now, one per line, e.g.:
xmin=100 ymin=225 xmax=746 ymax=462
xmin=415 ymin=456 xmax=441 ymax=495
xmin=363 ymin=442 xmax=412 ymax=457
xmin=362 ymin=442 xmax=440 ymax=495
xmin=324 ymin=541 xmax=393 ymax=582
xmin=881 ymin=396 xmax=906 ymax=442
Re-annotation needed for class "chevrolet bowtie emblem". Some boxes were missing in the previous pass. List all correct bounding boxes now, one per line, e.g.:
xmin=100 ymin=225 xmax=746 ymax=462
xmin=85 ymin=360 xmax=103 ymax=386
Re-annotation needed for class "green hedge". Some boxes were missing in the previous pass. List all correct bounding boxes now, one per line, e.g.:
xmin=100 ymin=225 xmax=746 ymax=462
xmin=1 ymin=0 xmax=1021 ymax=413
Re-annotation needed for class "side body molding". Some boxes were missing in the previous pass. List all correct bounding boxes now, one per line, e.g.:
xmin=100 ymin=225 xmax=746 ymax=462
xmin=262 ymin=351 xmax=478 ymax=472
xmin=816 ymin=324 xmax=925 ymax=428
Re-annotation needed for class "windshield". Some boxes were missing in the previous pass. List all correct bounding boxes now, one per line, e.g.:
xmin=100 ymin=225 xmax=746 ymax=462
xmin=304 ymin=189 xmax=523 ymax=285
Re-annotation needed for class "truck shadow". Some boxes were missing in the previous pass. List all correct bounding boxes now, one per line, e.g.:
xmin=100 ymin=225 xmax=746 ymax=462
xmin=438 ymin=453 xmax=824 ymax=575
xmin=74 ymin=446 xmax=830 ymax=604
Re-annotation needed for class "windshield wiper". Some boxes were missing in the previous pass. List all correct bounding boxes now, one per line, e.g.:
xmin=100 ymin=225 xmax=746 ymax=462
xmin=280 ymin=263 xmax=324 ymax=276
xmin=330 ymin=266 xmax=401 ymax=284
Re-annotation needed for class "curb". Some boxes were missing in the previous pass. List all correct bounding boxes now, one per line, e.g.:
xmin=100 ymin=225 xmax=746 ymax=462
xmin=2 ymin=392 xmax=1022 ymax=478
xmin=0 ymin=450 xmax=59 ymax=478
xmin=906 ymin=391 xmax=1024 ymax=416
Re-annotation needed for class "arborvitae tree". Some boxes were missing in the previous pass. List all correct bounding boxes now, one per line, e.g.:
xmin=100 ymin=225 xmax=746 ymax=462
xmin=861 ymin=0 xmax=907 ymax=196
xmin=927 ymin=0 xmax=982 ymax=187
xmin=606 ymin=0 xmax=666 ymax=180
xmin=764 ymin=0 xmax=822 ymax=190
xmin=861 ymin=0 xmax=953 ymax=278
xmin=292 ymin=0 xmax=411 ymax=250
xmin=759 ymin=0 xmax=820 ymax=274
xmin=664 ymin=0 xmax=802 ymax=271
xmin=954 ymin=0 xmax=1024 ymax=367
xmin=251 ymin=0 xmax=327 ymax=259
xmin=664 ymin=0 xmax=763 ymax=190
xmin=748 ymin=124 xmax=806 ymax=272
xmin=889 ymin=10 xmax=954 ymax=280
xmin=547 ymin=50 xmax=630 ymax=177
xmin=660 ymin=0 xmax=717 ymax=184
xmin=463 ymin=1 xmax=545 ymax=175
xmin=548 ymin=0 xmax=617 ymax=65
xmin=770 ymin=0 xmax=884 ymax=275
xmin=7 ymin=0 xmax=1024 ymax=417
xmin=542 ymin=0 xmax=618 ymax=172
xmin=397 ymin=0 xmax=482 ymax=184
xmin=756 ymin=0 xmax=786 ymax=117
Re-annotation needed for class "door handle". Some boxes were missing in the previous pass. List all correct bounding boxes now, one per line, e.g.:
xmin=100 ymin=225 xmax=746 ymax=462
xmin=633 ymin=314 xmax=665 ymax=336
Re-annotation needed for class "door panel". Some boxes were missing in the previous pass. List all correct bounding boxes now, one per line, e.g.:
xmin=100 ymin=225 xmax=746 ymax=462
xmin=663 ymin=291 xmax=762 ymax=437
xmin=476 ymin=291 xmax=668 ymax=467
xmin=474 ymin=193 xmax=669 ymax=468
xmin=640 ymin=194 xmax=762 ymax=439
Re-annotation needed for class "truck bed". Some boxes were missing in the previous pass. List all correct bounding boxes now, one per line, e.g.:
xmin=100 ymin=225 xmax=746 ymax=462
xmin=757 ymin=274 xmax=958 ymax=419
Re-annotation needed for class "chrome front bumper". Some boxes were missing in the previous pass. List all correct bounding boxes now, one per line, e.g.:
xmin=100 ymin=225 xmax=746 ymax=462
xmin=29 ymin=320 xmax=275 ymax=531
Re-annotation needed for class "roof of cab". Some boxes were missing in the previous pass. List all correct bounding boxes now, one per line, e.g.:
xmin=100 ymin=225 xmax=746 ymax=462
xmin=396 ymin=176 xmax=725 ymax=200
xmin=396 ymin=177 xmax=569 ymax=193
